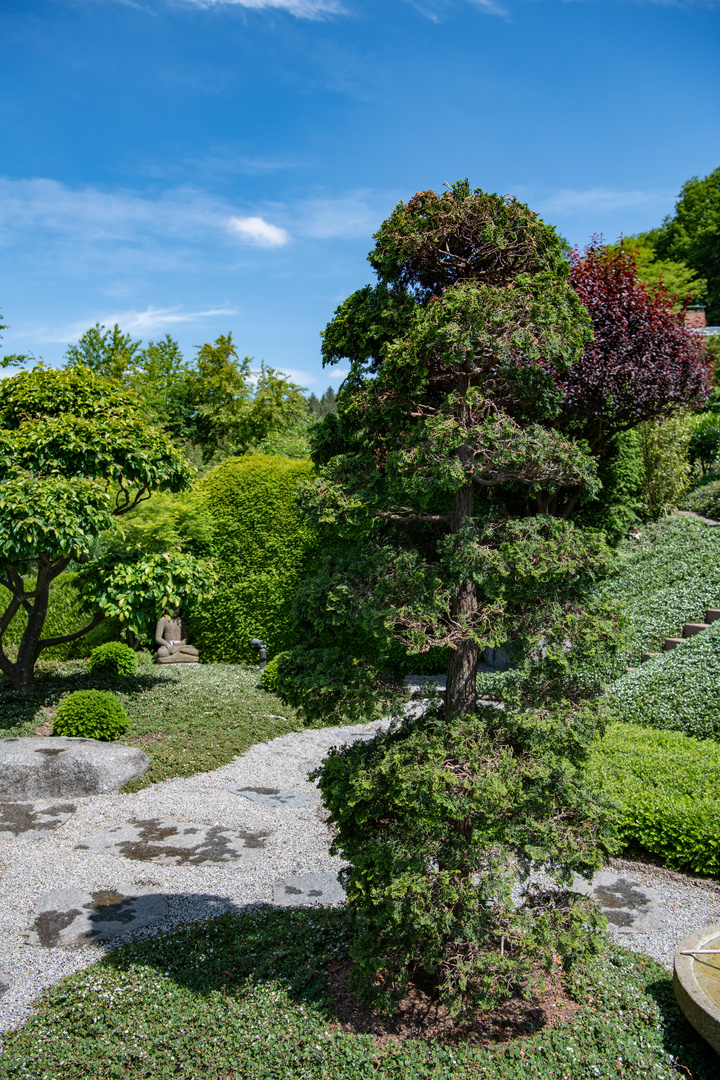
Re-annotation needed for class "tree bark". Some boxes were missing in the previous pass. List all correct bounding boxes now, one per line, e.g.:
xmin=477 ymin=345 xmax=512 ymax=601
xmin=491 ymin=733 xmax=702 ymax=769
xmin=445 ymin=480 xmax=479 ymax=717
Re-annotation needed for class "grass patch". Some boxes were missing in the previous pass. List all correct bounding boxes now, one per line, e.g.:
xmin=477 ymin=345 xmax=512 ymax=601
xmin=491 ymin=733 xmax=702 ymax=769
xmin=0 ymin=657 xmax=305 ymax=790
xmin=589 ymin=722 xmax=720 ymax=874
xmin=0 ymin=906 xmax=716 ymax=1079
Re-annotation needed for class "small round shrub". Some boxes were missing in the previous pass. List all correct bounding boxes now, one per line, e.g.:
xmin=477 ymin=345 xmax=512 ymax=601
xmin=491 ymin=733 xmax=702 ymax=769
xmin=259 ymin=651 xmax=289 ymax=693
xmin=88 ymin=641 xmax=139 ymax=678
xmin=53 ymin=690 xmax=128 ymax=741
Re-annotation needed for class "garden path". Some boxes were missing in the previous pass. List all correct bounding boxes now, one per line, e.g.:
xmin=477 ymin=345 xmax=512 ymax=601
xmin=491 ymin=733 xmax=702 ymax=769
xmin=1 ymin=716 xmax=720 ymax=1033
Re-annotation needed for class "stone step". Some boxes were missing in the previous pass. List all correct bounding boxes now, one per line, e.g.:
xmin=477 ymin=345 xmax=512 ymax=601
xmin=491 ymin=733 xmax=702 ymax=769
xmin=684 ymin=622 xmax=711 ymax=637
xmin=664 ymin=637 xmax=686 ymax=651
xmin=641 ymin=652 xmax=661 ymax=662
xmin=706 ymin=609 xmax=720 ymax=624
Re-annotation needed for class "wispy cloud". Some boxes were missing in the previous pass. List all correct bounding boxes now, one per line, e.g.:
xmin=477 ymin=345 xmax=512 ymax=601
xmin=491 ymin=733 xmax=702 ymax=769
xmin=534 ymin=186 xmax=675 ymax=216
xmin=31 ymin=305 xmax=238 ymax=345
xmin=292 ymin=190 xmax=397 ymax=239
xmin=228 ymin=215 xmax=290 ymax=246
xmin=177 ymin=0 xmax=345 ymax=16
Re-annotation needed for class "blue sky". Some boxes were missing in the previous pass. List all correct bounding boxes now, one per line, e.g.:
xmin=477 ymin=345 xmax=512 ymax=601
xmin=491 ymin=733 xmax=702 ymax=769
xmin=1 ymin=0 xmax=718 ymax=392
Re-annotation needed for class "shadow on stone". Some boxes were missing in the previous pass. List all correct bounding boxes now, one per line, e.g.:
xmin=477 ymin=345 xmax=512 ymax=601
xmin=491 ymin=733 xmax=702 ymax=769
xmin=76 ymin=816 xmax=272 ymax=865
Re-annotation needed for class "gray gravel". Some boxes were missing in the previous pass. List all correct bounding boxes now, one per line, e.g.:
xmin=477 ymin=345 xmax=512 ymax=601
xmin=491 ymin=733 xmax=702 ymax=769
xmin=1 ymin=715 xmax=720 ymax=1033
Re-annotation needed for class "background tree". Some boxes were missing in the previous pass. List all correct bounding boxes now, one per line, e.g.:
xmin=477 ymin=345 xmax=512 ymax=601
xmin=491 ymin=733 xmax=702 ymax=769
xmin=280 ymin=183 xmax=616 ymax=717
xmin=649 ymin=167 xmax=720 ymax=324
xmin=0 ymin=365 xmax=194 ymax=690
xmin=610 ymin=236 xmax=707 ymax=307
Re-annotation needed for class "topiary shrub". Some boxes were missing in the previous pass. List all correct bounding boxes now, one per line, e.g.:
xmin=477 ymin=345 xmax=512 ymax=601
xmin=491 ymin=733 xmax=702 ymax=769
xmin=52 ymin=689 xmax=128 ymax=741
xmin=259 ymin=651 xmax=289 ymax=693
xmin=315 ymin=704 xmax=614 ymax=1015
xmin=88 ymin=641 xmax=139 ymax=677
xmin=588 ymin=722 xmax=720 ymax=874
xmin=190 ymin=454 xmax=317 ymax=663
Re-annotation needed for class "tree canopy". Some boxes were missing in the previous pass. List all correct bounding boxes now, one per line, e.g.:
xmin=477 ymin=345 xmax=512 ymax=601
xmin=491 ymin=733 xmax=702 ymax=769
xmin=0 ymin=364 xmax=198 ymax=689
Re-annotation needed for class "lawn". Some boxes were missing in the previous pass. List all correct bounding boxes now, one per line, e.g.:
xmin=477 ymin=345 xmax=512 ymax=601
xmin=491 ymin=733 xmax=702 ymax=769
xmin=0 ymin=657 xmax=305 ymax=790
xmin=0 ymin=906 xmax=716 ymax=1080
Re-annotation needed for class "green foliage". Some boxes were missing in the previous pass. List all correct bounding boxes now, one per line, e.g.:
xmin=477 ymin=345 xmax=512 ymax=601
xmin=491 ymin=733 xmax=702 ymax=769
xmin=77 ymin=550 xmax=217 ymax=644
xmin=589 ymin=514 xmax=720 ymax=667
xmin=0 ymin=364 xmax=193 ymax=689
xmin=273 ymin=645 xmax=392 ymax=725
xmin=605 ymin=620 xmax=720 ymax=741
xmin=1 ymin=907 xmax=716 ymax=1080
xmin=611 ymin=236 xmax=707 ymax=306
xmin=316 ymin=705 xmax=615 ymax=1015
xmin=53 ymin=688 xmax=127 ymax=740
xmin=88 ymin=642 xmax=139 ymax=678
xmin=654 ymin=166 xmax=720 ymax=324
xmin=688 ymin=413 xmax=720 ymax=475
xmin=635 ymin=412 xmax=693 ymax=520
xmin=588 ymin=722 xmax=720 ymax=874
xmin=191 ymin=455 xmax=316 ymax=663
xmin=258 ymin=650 xmax=289 ymax=692
xmin=680 ymin=478 xmax=720 ymax=519
xmin=573 ymin=429 xmax=642 ymax=542
xmin=2 ymin=573 xmax=120 ymax=661
xmin=103 ymin=487 xmax=216 ymax=559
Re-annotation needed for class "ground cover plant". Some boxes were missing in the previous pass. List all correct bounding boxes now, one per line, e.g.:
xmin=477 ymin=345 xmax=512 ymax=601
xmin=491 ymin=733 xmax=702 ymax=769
xmin=0 ymin=906 xmax=717 ymax=1080
xmin=0 ymin=658 xmax=303 ymax=789
xmin=680 ymin=478 xmax=720 ymax=519
xmin=588 ymin=514 xmax=720 ymax=670
xmin=588 ymin=722 xmax=720 ymax=874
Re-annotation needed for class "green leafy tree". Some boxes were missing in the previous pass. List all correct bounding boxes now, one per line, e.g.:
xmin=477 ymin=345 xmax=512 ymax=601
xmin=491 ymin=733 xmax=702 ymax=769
xmin=65 ymin=323 xmax=143 ymax=382
xmin=0 ymin=364 xmax=193 ymax=690
xmin=286 ymin=182 xmax=613 ymax=716
xmin=612 ymin=236 xmax=707 ymax=307
xmin=653 ymin=167 xmax=720 ymax=324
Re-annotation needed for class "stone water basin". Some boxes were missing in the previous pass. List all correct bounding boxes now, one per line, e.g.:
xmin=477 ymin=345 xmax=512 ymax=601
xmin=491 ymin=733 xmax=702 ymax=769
xmin=674 ymin=923 xmax=720 ymax=1056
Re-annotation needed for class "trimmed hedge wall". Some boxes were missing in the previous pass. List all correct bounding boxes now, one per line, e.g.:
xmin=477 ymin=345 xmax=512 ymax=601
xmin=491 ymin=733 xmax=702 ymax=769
xmin=589 ymin=722 xmax=720 ymax=874
xmin=190 ymin=455 xmax=317 ymax=664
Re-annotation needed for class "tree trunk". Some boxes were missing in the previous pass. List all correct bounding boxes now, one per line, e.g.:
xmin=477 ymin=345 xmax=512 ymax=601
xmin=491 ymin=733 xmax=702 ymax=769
xmin=12 ymin=580 xmax=51 ymax=691
xmin=445 ymin=480 xmax=479 ymax=717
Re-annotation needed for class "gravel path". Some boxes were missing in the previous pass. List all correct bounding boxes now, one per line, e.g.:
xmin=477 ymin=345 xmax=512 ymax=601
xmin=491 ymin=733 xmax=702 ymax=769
xmin=1 ymin=717 xmax=720 ymax=1033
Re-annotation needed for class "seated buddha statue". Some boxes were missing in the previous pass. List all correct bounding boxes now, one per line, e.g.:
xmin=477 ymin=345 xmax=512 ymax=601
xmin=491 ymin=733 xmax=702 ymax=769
xmin=154 ymin=608 xmax=199 ymax=664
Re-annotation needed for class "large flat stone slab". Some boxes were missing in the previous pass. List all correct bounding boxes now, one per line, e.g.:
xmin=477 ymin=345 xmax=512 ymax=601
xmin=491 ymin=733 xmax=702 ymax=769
xmin=272 ymin=872 xmax=345 ymax=908
xmin=571 ymin=871 xmax=664 ymax=933
xmin=0 ymin=800 xmax=77 ymax=839
xmin=76 ymin=817 xmax=271 ymax=866
xmin=25 ymin=887 xmax=169 ymax=947
xmin=0 ymin=737 xmax=148 ymax=799
xmin=226 ymin=785 xmax=320 ymax=809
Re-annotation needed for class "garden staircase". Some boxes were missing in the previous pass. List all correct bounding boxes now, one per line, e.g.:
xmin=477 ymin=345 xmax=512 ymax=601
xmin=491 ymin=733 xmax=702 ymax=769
xmin=641 ymin=608 xmax=720 ymax=663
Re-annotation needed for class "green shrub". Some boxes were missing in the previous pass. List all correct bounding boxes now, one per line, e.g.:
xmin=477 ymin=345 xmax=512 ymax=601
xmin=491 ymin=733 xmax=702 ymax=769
xmin=636 ymin=413 xmax=693 ymax=520
xmin=2 ymin=573 xmax=120 ymax=660
xmin=88 ymin=641 xmax=139 ymax=677
xmin=689 ymin=414 xmax=720 ymax=475
xmin=574 ymin=429 xmax=642 ymax=543
xmin=191 ymin=454 xmax=317 ymax=663
xmin=53 ymin=689 xmax=128 ymax=740
xmin=680 ymin=478 xmax=720 ymax=519
xmin=588 ymin=722 xmax=720 ymax=874
xmin=605 ymin=619 xmax=720 ymax=740
xmin=258 ymin=650 xmax=289 ymax=692
xmin=315 ymin=705 xmax=614 ymax=1015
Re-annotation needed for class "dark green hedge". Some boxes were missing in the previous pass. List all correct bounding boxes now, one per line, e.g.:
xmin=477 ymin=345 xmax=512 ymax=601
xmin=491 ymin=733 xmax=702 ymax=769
xmin=589 ymin=721 xmax=720 ymax=874
xmin=2 ymin=573 xmax=119 ymax=661
xmin=190 ymin=454 xmax=317 ymax=663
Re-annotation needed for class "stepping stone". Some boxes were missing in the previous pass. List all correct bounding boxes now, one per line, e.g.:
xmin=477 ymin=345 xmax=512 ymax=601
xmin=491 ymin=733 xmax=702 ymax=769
xmin=24 ymin=887 xmax=169 ymax=948
xmin=664 ymin=637 xmax=685 ymax=651
xmin=0 ymin=972 xmax=9 ymax=999
xmin=0 ymin=800 xmax=77 ymax=839
xmin=0 ymin=737 xmax=148 ymax=799
xmin=226 ymin=786 xmax=320 ymax=809
xmin=272 ymin=872 xmax=345 ymax=908
xmin=706 ymin=609 xmax=720 ymax=624
xmin=571 ymin=871 xmax=663 ymax=934
xmin=684 ymin=623 xmax=710 ymax=637
xmin=75 ymin=817 xmax=271 ymax=866
xmin=641 ymin=652 xmax=661 ymax=662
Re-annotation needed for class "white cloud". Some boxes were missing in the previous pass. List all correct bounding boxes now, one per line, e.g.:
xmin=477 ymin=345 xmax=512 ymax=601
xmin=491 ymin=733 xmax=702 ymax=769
xmin=228 ymin=215 xmax=290 ymax=247
xmin=325 ymin=366 xmax=349 ymax=380
xmin=33 ymin=305 xmax=237 ymax=345
xmin=178 ymin=0 xmax=344 ymax=16
xmin=534 ymin=187 xmax=674 ymax=216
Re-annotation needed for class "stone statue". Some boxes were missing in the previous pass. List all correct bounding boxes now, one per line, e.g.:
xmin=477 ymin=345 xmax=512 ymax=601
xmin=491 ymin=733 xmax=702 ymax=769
xmin=154 ymin=608 xmax=199 ymax=664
